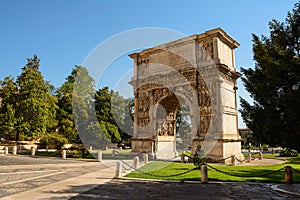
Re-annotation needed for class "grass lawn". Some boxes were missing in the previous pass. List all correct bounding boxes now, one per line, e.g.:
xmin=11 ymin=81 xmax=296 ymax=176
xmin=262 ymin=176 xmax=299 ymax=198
xmin=125 ymin=155 xmax=300 ymax=183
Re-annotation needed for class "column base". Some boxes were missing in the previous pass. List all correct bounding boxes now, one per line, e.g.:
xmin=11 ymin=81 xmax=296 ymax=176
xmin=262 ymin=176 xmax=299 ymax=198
xmin=192 ymin=138 xmax=244 ymax=165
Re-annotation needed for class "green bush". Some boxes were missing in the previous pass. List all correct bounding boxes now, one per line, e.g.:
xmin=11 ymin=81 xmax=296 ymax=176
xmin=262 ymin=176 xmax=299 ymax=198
xmin=261 ymin=144 xmax=269 ymax=151
xmin=193 ymin=145 xmax=206 ymax=168
xmin=279 ymin=148 xmax=299 ymax=157
xmin=66 ymin=146 xmax=89 ymax=158
xmin=40 ymin=133 xmax=68 ymax=150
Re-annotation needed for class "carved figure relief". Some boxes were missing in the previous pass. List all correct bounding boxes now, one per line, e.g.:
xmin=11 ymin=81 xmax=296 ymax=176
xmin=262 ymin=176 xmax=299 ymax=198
xmin=154 ymin=88 xmax=171 ymax=104
xmin=158 ymin=121 xmax=174 ymax=136
xmin=197 ymin=74 xmax=212 ymax=135
xmin=157 ymin=112 xmax=175 ymax=136
xmin=138 ymin=97 xmax=149 ymax=112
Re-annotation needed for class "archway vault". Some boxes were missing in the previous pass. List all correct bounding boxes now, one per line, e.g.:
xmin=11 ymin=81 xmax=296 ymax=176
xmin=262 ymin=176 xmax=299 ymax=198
xmin=129 ymin=28 xmax=244 ymax=163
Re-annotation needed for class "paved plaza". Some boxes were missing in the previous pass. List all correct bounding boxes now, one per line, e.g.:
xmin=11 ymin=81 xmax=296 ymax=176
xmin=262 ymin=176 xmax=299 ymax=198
xmin=71 ymin=179 xmax=300 ymax=200
xmin=1 ymin=154 xmax=300 ymax=199
xmin=0 ymin=155 xmax=114 ymax=199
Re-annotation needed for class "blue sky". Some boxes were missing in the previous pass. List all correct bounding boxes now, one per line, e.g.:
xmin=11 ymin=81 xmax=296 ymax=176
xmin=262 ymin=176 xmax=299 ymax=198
xmin=0 ymin=0 xmax=298 ymax=128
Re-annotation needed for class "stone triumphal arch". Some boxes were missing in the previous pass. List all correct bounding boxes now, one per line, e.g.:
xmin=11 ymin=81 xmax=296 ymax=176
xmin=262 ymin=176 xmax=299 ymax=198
xmin=129 ymin=28 xmax=244 ymax=164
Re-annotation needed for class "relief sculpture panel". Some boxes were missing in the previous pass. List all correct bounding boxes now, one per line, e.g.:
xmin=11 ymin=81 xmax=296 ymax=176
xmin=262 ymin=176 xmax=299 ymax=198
xmin=157 ymin=112 xmax=175 ymax=136
xmin=137 ymin=93 xmax=150 ymax=127
xmin=198 ymin=73 xmax=212 ymax=135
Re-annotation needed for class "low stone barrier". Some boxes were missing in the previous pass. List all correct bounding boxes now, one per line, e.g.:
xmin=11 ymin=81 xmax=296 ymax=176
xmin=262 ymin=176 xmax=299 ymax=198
xmin=201 ymin=165 xmax=208 ymax=183
xmin=143 ymin=153 xmax=148 ymax=165
xmin=31 ymin=147 xmax=36 ymax=157
xmin=115 ymin=161 xmax=122 ymax=178
xmin=98 ymin=150 xmax=102 ymax=162
xmin=12 ymin=146 xmax=17 ymax=155
xmin=134 ymin=156 xmax=139 ymax=170
xmin=4 ymin=147 xmax=8 ymax=155
xmin=62 ymin=150 xmax=66 ymax=159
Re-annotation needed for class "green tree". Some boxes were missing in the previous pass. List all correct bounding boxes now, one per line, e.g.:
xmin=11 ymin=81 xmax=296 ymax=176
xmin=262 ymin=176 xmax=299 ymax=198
xmin=56 ymin=66 xmax=95 ymax=144
xmin=240 ymin=2 xmax=300 ymax=150
xmin=111 ymin=91 xmax=133 ymax=142
xmin=14 ymin=55 xmax=54 ymax=141
xmin=45 ymin=82 xmax=58 ymax=132
xmin=56 ymin=93 xmax=78 ymax=142
xmin=40 ymin=133 xmax=68 ymax=150
xmin=0 ymin=76 xmax=17 ymax=140
xmin=121 ymin=97 xmax=134 ymax=141
xmin=95 ymin=87 xmax=121 ymax=143
xmin=95 ymin=87 xmax=133 ymax=143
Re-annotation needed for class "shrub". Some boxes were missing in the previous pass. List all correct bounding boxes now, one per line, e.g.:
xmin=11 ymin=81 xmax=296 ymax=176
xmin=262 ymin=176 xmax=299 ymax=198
xmin=261 ymin=144 xmax=269 ymax=151
xmin=40 ymin=133 xmax=68 ymax=150
xmin=66 ymin=146 xmax=89 ymax=158
xmin=279 ymin=148 xmax=299 ymax=157
xmin=193 ymin=145 xmax=206 ymax=168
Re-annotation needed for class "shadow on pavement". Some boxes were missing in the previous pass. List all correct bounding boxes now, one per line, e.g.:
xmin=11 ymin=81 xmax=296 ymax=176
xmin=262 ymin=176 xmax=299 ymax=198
xmin=67 ymin=179 xmax=298 ymax=200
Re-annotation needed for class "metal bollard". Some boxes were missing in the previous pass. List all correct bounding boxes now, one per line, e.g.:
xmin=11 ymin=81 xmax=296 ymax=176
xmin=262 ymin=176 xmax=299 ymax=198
xmin=285 ymin=166 xmax=293 ymax=184
xmin=62 ymin=150 xmax=66 ymax=159
xmin=258 ymin=152 xmax=263 ymax=160
xmin=112 ymin=149 xmax=115 ymax=157
xmin=134 ymin=156 xmax=139 ymax=170
xmin=231 ymin=155 xmax=237 ymax=166
xmin=97 ymin=150 xmax=102 ymax=162
xmin=4 ymin=147 xmax=8 ymax=155
xmin=115 ymin=161 xmax=122 ymax=178
xmin=201 ymin=165 xmax=208 ymax=183
xmin=12 ymin=146 xmax=17 ymax=155
xmin=105 ymin=146 xmax=109 ymax=151
xmin=247 ymin=154 xmax=251 ymax=163
xmin=143 ymin=153 xmax=148 ymax=165
xmin=31 ymin=147 xmax=36 ymax=157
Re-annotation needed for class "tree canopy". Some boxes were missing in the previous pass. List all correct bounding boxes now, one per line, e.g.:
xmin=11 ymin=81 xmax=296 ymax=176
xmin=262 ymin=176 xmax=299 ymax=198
xmin=0 ymin=57 xmax=133 ymax=147
xmin=240 ymin=2 xmax=300 ymax=150
xmin=95 ymin=87 xmax=133 ymax=144
xmin=56 ymin=65 xmax=95 ymax=144
xmin=0 ymin=55 xmax=56 ymax=142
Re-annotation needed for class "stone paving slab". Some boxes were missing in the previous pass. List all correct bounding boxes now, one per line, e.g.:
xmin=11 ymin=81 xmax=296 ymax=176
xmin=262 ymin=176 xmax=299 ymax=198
xmin=0 ymin=155 xmax=118 ymax=199
xmin=70 ymin=179 xmax=300 ymax=200
xmin=0 ymin=163 xmax=107 ymax=198
xmin=272 ymin=184 xmax=300 ymax=197
xmin=0 ymin=154 xmax=96 ymax=165
xmin=1 ymin=164 xmax=115 ymax=200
